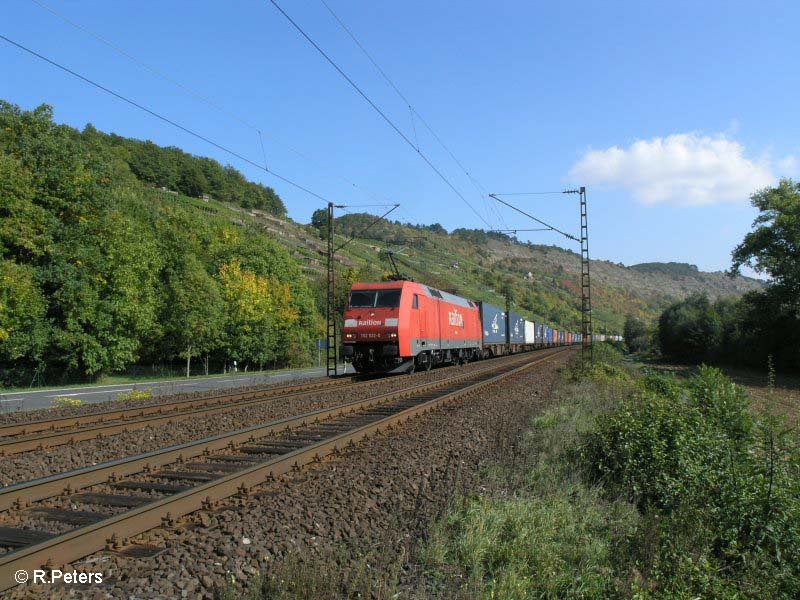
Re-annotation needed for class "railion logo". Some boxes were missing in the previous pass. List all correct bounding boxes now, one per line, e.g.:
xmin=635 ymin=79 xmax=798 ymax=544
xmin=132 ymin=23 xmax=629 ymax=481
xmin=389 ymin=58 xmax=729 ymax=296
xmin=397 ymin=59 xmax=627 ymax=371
xmin=449 ymin=309 xmax=464 ymax=327
xmin=357 ymin=319 xmax=381 ymax=326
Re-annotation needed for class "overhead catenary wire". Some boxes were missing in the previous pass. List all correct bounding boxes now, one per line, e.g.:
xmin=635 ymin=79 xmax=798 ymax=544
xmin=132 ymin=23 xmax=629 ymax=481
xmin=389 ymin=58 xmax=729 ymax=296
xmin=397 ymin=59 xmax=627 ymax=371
xmin=0 ymin=33 xmax=334 ymax=204
xmin=318 ymin=0 xmax=505 ymax=231
xmin=257 ymin=130 xmax=269 ymax=171
xmin=26 ymin=0 xmax=397 ymax=208
xmin=319 ymin=0 xmax=413 ymax=109
xmin=269 ymin=0 xmax=492 ymax=229
xmin=337 ymin=204 xmax=399 ymax=208
xmin=27 ymin=0 xmax=257 ymax=129
xmin=334 ymin=204 xmax=400 ymax=253
xmin=489 ymin=228 xmax=554 ymax=233
xmin=490 ymin=191 xmax=565 ymax=196
xmin=474 ymin=176 xmax=511 ymax=231
xmin=488 ymin=193 xmax=579 ymax=243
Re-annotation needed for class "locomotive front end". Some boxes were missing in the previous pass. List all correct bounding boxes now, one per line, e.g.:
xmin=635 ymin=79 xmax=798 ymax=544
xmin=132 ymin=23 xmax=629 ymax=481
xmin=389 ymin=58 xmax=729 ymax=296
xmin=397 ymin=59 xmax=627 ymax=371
xmin=341 ymin=283 xmax=411 ymax=373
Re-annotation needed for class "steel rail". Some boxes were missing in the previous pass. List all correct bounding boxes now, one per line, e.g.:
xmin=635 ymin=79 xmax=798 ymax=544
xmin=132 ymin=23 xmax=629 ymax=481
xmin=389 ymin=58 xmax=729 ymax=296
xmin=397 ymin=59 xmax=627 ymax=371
xmin=0 ymin=348 xmax=569 ymax=590
xmin=0 ymin=377 xmax=374 ymax=455
xmin=0 ymin=376 xmax=354 ymax=439
xmin=0 ymin=352 xmax=549 ymax=511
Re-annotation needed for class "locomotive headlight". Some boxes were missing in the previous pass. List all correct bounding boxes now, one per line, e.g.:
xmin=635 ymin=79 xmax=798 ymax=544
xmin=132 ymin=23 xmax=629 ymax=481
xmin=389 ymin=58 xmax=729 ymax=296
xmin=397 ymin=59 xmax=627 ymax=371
xmin=389 ymin=332 xmax=397 ymax=338
xmin=345 ymin=332 xmax=356 ymax=339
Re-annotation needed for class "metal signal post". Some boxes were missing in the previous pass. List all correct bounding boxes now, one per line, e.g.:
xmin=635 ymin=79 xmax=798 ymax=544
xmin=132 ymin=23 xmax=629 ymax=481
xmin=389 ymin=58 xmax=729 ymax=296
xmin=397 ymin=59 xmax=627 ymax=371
xmin=324 ymin=201 xmax=400 ymax=377
xmin=578 ymin=187 xmax=593 ymax=365
xmin=490 ymin=187 xmax=594 ymax=365
xmin=562 ymin=187 xmax=593 ymax=365
xmin=326 ymin=202 xmax=338 ymax=377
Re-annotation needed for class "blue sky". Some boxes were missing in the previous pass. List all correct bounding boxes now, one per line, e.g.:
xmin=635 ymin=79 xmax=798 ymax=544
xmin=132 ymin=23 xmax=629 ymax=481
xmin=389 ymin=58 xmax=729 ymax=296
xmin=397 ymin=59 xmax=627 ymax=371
xmin=3 ymin=0 xmax=798 ymax=273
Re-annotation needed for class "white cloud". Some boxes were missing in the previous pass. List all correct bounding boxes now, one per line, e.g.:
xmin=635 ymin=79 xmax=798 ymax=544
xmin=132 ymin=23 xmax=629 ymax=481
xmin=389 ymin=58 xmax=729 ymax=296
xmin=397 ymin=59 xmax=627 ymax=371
xmin=569 ymin=133 xmax=775 ymax=206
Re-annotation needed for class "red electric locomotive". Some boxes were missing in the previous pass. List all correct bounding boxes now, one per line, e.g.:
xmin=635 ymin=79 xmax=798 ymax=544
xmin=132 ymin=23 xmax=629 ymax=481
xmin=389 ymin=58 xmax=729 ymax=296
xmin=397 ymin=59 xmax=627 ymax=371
xmin=341 ymin=281 xmax=482 ymax=374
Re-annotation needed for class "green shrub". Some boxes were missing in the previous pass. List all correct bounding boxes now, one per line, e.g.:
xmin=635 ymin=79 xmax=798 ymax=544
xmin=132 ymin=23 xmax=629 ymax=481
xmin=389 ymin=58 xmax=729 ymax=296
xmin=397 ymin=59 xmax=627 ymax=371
xmin=584 ymin=362 xmax=632 ymax=383
xmin=688 ymin=365 xmax=751 ymax=441
xmin=424 ymin=355 xmax=800 ymax=598
xmin=639 ymin=372 xmax=683 ymax=399
xmin=581 ymin=366 xmax=800 ymax=596
xmin=592 ymin=342 xmax=626 ymax=366
xmin=564 ymin=343 xmax=633 ymax=384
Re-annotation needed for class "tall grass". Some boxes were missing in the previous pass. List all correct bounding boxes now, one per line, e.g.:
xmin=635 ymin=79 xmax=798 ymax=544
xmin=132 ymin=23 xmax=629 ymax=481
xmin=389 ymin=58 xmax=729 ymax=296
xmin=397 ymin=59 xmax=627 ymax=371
xmin=421 ymin=352 xmax=640 ymax=598
xmin=422 ymin=346 xmax=800 ymax=598
xmin=218 ymin=547 xmax=406 ymax=600
xmin=220 ymin=345 xmax=800 ymax=598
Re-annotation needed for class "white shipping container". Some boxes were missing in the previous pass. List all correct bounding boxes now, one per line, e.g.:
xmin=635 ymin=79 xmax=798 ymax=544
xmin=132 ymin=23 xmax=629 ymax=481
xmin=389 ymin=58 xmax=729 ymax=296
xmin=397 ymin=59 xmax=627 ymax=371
xmin=524 ymin=320 xmax=536 ymax=344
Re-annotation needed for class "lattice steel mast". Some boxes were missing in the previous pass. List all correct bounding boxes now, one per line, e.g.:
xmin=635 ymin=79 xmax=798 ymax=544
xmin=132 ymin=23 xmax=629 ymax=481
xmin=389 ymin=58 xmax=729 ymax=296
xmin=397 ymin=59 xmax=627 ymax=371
xmin=325 ymin=202 xmax=399 ymax=377
xmin=490 ymin=187 xmax=593 ymax=364
xmin=579 ymin=187 xmax=593 ymax=365
xmin=326 ymin=202 xmax=338 ymax=377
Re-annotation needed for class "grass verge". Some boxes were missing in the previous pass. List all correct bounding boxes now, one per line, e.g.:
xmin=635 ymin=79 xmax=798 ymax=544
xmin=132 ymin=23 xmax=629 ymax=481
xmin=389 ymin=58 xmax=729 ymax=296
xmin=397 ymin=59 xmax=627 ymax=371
xmin=421 ymin=344 xmax=800 ymax=598
xmin=219 ymin=344 xmax=800 ymax=598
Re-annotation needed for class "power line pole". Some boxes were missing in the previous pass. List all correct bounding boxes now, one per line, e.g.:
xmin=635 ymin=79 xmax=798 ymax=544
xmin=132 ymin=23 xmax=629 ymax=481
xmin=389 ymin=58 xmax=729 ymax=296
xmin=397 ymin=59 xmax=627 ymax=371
xmin=326 ymin=201 xmax=337 ymax=377
xmin=505 ymin=291 xmax=511 ymax=356
xmin=325 ymin=202 xmax=400 ymax=378
xmin=579 ymin=187 xmax=593 ymax=365
xmin=489 ymin=188 xmax=592 ymax=364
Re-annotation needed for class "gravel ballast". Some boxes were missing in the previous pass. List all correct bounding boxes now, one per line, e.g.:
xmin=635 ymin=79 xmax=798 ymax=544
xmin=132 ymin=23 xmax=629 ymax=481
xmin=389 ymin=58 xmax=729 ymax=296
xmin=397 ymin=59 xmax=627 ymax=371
xmin=6 ymin=349 xmax=573 ymax=599
xmin=0 ymin=358 xmax=535 ymax=486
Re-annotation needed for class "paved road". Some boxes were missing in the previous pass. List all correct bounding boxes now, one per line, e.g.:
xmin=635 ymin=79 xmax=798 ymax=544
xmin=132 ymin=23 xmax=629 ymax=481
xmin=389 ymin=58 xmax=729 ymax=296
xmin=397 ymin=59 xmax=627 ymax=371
xmin=0 ymin=365 xmax=352 ymax=413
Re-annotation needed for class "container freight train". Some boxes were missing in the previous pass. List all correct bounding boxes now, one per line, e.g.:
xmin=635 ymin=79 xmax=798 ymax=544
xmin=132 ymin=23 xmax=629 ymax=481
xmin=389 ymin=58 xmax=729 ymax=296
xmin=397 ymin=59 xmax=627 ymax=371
xmin=341 ymin=281 xmax=582 ymax=374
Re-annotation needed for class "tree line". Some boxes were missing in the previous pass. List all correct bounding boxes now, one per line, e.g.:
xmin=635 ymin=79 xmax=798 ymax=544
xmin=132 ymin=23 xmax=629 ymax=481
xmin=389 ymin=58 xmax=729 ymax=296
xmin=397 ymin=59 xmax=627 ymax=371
xmin=627 ymin=180 xmax=800 ymax=372
xmin=85 ymin=125 xmax=285 ymax=214
xmin=0 ymin=101 xmax=318 ymax=385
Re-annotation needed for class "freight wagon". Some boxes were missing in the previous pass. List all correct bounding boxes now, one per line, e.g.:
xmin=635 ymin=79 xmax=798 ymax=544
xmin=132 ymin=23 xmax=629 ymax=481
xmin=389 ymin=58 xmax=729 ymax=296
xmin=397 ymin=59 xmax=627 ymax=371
xmin=477 ymin=301 xmax=506 ymax=357
xmin=524 ymin=320 xmax=536 ymax=346
xmin=508 ymin=312 xmax=526 ymax=349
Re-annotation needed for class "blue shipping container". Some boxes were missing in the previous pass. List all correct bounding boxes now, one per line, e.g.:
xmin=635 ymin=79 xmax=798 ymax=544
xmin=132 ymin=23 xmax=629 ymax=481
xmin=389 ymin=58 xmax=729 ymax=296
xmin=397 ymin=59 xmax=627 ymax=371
xmin=478 ymin=301 xmax=506 ymax=344
xmin=509 ymin=312 xmax=525 ymax=343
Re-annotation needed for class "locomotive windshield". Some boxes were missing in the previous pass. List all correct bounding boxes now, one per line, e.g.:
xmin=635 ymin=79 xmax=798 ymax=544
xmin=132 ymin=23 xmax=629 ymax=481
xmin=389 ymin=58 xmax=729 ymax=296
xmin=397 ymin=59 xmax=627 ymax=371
xmin=348 ymin=289 xmax=401 ymax=308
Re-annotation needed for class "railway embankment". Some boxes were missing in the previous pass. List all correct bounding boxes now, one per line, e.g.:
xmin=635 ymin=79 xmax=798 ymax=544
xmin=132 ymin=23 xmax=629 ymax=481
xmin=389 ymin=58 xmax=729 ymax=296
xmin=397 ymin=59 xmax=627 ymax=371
xmin=7 ymin=345 xmax=796 ymax=598
xmin=415 ymin=345 xmax=800 ymax=599
xmin=1 ymin=350 xmax=570 ymax=597
xmin=0 ymin=355 xmax=551 ymax=485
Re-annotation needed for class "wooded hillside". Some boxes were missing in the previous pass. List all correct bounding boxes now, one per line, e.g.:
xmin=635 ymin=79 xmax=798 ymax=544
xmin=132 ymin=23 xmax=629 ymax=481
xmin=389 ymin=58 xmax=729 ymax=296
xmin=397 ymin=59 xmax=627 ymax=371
xmin=0 ymin=101 xmax=762 ymax=384
xmin=0 ymin=101 xmax=315 ymax=385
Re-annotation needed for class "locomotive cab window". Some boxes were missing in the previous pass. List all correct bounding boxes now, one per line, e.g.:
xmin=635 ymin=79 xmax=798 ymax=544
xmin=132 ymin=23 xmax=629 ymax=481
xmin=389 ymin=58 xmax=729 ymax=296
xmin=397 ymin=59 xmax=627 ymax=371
xmin=349 ymin=291 xmax=376 ymax=308
xmin=412 ymin=294 xmax=419 ymax=309
xmin=375 ymin=290 xmax=401 ymax=308
xmin=349 ymin=289 xmax=401 ymax=308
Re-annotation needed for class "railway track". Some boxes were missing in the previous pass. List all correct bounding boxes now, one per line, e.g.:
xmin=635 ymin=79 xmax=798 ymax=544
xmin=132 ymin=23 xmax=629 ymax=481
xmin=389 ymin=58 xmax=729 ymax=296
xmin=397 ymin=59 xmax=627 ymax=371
xmin=0 ymin=347 xmax=570 ymax=591
xmin=0 ymin=375 xmax=365 ymax=455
